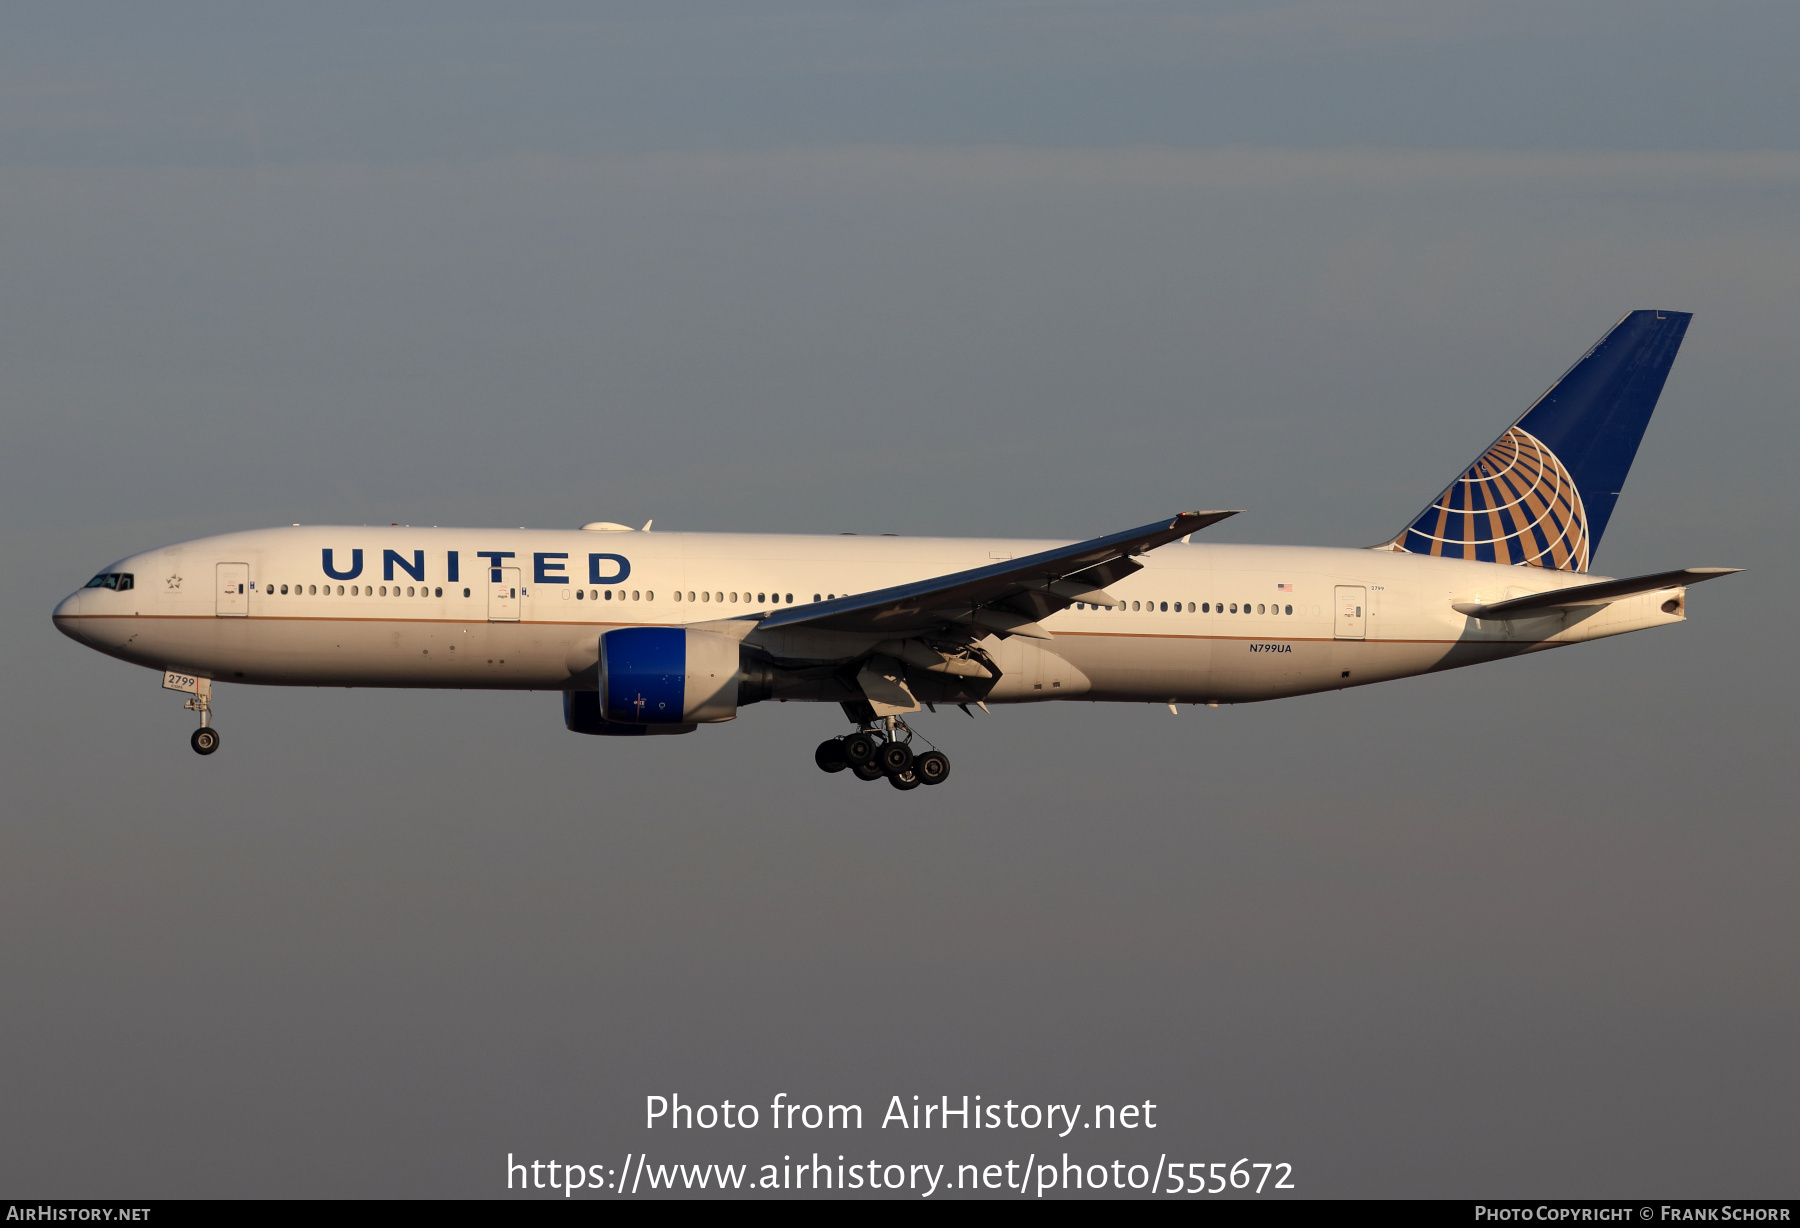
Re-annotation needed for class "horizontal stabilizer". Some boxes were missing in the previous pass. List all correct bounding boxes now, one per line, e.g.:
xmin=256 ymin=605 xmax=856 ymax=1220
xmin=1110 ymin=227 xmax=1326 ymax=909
xmin=1452 ymin=567 xmax=1742 ymax=620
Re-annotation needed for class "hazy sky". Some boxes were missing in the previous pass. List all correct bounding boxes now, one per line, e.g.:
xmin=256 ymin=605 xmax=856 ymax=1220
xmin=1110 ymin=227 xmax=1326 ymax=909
xmin=3 ymin=2 xmax=1796 ymax=1198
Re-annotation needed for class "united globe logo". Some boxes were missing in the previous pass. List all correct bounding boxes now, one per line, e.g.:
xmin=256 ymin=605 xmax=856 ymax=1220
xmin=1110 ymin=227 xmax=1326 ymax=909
xmin=1399 ymin=426 xmax=1590 ymax=571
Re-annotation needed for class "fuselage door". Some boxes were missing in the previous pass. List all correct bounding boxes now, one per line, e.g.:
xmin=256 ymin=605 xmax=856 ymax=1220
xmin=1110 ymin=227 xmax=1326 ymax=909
xmin=488 ymin=566 xmax=521 ymax=622
xmin=1334 ymin=585 xmax=1366 ymax=640
xmin=216 ymin=562 xmax=248 ymax=617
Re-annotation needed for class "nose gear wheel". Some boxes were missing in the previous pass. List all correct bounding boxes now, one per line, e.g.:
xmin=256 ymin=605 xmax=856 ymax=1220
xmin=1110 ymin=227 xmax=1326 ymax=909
xmin=180 ymin=678 xmax=221 ymax=755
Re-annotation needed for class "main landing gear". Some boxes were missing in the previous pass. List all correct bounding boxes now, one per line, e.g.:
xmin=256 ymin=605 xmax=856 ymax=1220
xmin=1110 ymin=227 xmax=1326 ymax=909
xmin=814 ymin=717 xmax=951 ymax=791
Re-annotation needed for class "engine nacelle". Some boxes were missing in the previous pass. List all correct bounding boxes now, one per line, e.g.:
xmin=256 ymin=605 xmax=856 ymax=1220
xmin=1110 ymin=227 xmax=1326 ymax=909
xmin=563 ymin=691 xmax=696 ymax=736
xmin=598 ymin=626 xmax=743 ymax=724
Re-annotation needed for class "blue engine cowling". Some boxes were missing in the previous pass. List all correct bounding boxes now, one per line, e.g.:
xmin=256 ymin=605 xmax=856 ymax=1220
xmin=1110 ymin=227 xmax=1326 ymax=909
xmin=597 ymin=626 xmax=743 ymax=725
xmin=563 ymin=691 xmax=696 ymax=736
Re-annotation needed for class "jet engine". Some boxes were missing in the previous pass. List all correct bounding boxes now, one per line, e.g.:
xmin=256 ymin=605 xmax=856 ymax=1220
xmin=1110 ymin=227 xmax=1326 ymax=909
xmin=597 ymin=626 xmax=750 ymax=725
xmin=563 ymin=691 xmax=696 ymax=736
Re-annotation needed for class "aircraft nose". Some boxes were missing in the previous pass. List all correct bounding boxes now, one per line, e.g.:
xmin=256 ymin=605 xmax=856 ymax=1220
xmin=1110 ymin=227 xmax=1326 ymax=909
xmin=52 ymin=589 xmax=84 ymax=637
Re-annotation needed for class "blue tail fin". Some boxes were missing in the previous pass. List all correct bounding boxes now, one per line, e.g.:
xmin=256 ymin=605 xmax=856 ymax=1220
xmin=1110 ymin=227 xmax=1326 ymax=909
xmin=1383 ymin=310 xmax=1692 ymax=572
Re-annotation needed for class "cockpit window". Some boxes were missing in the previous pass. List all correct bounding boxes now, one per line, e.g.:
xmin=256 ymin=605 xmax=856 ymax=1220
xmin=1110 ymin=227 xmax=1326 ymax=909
xmin=84 ymin=572 xmax=134 ymax=591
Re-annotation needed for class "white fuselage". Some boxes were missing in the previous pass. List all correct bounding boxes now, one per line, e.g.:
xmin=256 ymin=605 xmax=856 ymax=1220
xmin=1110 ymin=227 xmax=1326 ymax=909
xmin=52 ymin=525 xmax=1683 ymax=707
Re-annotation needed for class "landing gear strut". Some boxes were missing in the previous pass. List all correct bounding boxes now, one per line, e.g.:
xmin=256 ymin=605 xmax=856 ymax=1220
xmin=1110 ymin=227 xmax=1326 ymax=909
xmin=177 ymin=675 xmax=220 ymax=756
xmin=815 ymin=714 xmax=951 ymax=789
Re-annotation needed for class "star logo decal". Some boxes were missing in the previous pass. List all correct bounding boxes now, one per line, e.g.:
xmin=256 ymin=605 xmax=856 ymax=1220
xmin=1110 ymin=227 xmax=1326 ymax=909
xmin=166 ymin=574 xmax=183 ymax=590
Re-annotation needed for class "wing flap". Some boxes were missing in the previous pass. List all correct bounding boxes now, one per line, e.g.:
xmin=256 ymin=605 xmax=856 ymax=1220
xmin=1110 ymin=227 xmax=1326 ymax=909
xmin=939 ymin=607 xmax=1054 ymax=640
xmin=856 ymin=658 xmax=921 ymax=716
xmin=1452 ymin=566 xmax=1742 ymax=620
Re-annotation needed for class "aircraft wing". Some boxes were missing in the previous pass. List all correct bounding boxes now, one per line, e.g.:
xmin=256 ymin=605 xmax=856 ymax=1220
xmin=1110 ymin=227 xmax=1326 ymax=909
xmin=1452 ymin=566 xmax=1742 ymax=620
xmin=756 ymin=510 xmax=1240 ymax=639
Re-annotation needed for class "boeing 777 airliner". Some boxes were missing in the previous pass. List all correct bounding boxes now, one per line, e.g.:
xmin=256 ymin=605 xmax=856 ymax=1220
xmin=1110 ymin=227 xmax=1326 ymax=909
xmin=54 ymin=311 xmax=1738 ymax=788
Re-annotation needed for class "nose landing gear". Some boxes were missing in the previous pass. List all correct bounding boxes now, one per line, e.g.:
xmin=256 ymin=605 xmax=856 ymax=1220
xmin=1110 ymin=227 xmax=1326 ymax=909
xmin=187 ymin=685 xmax=219 ymax=754
xmin=165 ymin=672 xmax=220 ymax=755
xmin=815 ymin=716 xmax=950 ymax=790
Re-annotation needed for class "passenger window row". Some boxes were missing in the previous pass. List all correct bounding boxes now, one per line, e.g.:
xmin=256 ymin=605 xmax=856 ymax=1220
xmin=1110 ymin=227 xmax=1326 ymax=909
xmin=672 ymin=591 xmax=795 ymax=604
xmin=266 ymin=583 xmax=450 ymax=597
xmin=256 ymin=584 xmax=813 ymax=604
xmin=1075 ymin=600 xmax=1298 ymax=615
xmin=250 ymin=584 xmax=1305 ymax=616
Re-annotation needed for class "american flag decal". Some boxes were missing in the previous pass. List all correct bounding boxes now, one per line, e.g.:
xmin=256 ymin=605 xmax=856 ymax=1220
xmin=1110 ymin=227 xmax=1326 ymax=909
xmin=1277 ymin=583 xmax=1293 ymax=592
